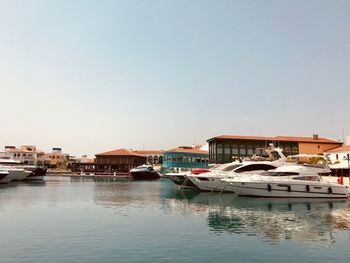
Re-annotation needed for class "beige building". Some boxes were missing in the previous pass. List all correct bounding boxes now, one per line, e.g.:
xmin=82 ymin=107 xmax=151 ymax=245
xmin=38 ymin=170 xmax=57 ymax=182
xmin=44 ymin=148 xmax=68 ymax=169
xmin=4 ymin=145 xmax=45 ymax=165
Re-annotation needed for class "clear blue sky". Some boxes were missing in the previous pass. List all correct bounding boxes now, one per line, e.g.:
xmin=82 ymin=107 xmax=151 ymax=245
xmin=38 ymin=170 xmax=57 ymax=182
xmin=1 ymin=0 xmax=349 ymax=157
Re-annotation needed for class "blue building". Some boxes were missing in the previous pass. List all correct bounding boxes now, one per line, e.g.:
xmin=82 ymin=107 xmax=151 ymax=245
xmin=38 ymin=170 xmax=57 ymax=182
xmin=162 ymin=146 xmax=209 ymax=173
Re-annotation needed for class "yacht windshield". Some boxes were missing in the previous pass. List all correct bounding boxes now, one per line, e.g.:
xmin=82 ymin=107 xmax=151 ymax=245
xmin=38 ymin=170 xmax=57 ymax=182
xmin=221 ymin=164 xmax=243 ymax=172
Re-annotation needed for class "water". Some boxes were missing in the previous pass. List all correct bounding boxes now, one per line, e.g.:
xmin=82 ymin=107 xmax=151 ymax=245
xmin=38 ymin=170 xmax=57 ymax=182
xmin=1 ymin=177 xmax=350 ymax=263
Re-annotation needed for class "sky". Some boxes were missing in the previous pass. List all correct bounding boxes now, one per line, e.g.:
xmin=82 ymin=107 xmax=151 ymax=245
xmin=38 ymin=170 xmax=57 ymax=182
xmin=0 ymin=0 xmax=349 ymax=157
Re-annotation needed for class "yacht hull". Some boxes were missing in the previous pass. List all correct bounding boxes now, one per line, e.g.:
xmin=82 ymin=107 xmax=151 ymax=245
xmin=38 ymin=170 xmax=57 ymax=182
xmin=167 ymin=173 xmax=198 ymax=189
xmin=9 ymin=170 xmax=32 ymax=181
xmin=130 ymin=171 xmax=160 ymax=180
xmin=187 ymin=176 xmax=226 ymax=192
xmin=224 ymin=181 xmax=349 ymax=199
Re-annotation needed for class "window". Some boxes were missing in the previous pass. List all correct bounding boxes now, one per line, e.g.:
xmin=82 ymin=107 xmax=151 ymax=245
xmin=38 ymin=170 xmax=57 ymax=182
xmin=262 ymin=171 xmax=299 ymax=176
xmin=239 ymin=144 xmax=246 ymax=155
xmin=235 ymin=164 xmax=277 ymax=173
xmin=217 ymin=143 xmax=223 ymax=154
xmin=255 ymin=148 xmax=262 ymax=155
xmin=247 ymin=145 xmax=253 ymax=156
xmin=221 ymin=164 xmax=243 ymax=171
xmin=292 ymin=146 xmax=299 ymax=155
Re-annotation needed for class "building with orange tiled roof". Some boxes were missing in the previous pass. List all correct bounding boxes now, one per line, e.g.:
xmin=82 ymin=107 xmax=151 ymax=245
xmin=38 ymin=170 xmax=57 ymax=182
xmin=71 ymin=148 xmax=165 ymax=174
xmin=93 ymin=148 xmax=147 ymax=173
xmin=131 ymin=150 xmax=164 ymax=165
xmin=207 ymin=134 xmax=342 ymax=164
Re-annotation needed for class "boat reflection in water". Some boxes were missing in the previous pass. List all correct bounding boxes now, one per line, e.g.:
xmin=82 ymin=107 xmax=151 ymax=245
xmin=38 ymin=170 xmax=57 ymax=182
xmin=165 ymin=188 xmax=350 ymax=245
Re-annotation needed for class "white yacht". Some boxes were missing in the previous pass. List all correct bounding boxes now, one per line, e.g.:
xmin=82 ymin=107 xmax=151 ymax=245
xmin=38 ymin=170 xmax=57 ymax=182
xmin=186 ymin=147 xmax=287 ymax=192
xmin=221 ymin=165 xmax=349 ymax=199
xmin=0 ymin=166 xmax=32 ymax=181
xmin=0 ymin=158 xmax=47 ymax=180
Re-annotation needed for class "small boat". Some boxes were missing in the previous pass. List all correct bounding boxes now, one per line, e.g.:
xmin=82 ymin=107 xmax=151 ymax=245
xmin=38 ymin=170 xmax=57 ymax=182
xmin=130 ymin=165 xmax=160 ymax=180
xmin=22 ymin=166 xmax=47 ymax=180
xmin=221 ymin=165 xmax=349 ymax=199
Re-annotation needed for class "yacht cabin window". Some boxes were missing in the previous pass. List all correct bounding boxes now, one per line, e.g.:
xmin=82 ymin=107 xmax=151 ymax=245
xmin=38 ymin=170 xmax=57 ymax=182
xmin=221 ymin=164 xmax=243 ymax=172
xmin=262 ymin=171 xmax=299 ymax=176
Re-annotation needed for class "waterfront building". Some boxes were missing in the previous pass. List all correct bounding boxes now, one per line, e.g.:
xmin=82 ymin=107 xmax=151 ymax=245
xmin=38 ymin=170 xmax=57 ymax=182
xmin=208 ymin=134 xmax=342 ymax=164
xmin=131 ymin=150 xmax=163 ymax=165
xmin=94 ymin=148 xmax=147 ymax=173
xmin=325 ymin=136 xmax=350 ymax=176
xmin=71 ymin=148 xmax=164 ymax=174
xmin=3 ymin=145 xmax=45 ymax=166
xmin=162 ymin=145 xmax=209 ymax=173
xmin=44 ymin=148 xmax=68 ymax=169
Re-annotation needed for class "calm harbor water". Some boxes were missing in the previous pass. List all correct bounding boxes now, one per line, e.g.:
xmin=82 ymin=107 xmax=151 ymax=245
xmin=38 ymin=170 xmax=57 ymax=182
xmin=1 ymin=177 xmax=350 ymax=263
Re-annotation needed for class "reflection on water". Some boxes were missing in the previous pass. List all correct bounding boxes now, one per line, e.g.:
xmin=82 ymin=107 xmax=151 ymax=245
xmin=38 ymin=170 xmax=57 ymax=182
xmin=162 ymin=186 xmax=350 ymax=245
xmin=2 ymin=177 xmax=350 ymax=262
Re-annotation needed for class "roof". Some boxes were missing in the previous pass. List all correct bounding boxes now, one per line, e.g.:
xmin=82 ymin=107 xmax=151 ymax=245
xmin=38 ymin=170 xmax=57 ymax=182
xmin=208 ymin=135 xmax=341 ymax=144
xmin=95 ymin=148 xmax=146 ymax=157
xmin=132 ymin=150 xmax=163 ymax=155
xmin=165 ymin=147 xmax=208 ymax=155
xmin=326 ymin=145 xmax=350 ymax=153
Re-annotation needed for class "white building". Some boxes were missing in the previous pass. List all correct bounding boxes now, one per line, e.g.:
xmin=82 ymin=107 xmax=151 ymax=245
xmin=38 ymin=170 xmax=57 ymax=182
xmin=4 ymin=145 xmax=45 ymax=165
xmin=325 ymin=136 xmax=350 ymax=177
xmin=326 ymin=145 xmax=350 ymax=169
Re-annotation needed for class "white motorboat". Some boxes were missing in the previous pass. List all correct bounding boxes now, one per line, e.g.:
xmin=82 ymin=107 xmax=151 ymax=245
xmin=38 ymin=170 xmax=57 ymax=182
xmin=221 ymin=165 xmax=349 ymax=199
xmin=0 ymin=158 xmax=47 ymax=180
xmin=186 ymin=147 xmax=287 ymax=192
xmin=0 ymin=166 xmax=32 ymax=181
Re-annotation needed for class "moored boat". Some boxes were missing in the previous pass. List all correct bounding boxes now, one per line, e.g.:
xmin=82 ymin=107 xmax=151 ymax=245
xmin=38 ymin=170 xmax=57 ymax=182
xmin=23 ymin=166 xmax=47 ymax=180
xmin=221 ymin=165 xmax=349 ymax=198
xmin=130 ymin=165 xmax=160 ymax=180
xmin=0 ymin=158 xmax=47 ymax=180
xmin=0 ymin=166 xmax=32 ymax=181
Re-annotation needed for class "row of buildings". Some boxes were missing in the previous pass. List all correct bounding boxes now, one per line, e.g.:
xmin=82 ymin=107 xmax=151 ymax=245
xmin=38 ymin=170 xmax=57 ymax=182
xmin=71 ymin=145 xmax=209 ymax=174
xmin=2 ymin=134 xmax=350 ymax=174
xmin=72 ymin=133 xmax=350 ymax=174
xmin=0 ymin=145 xmax=92 ymax=169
